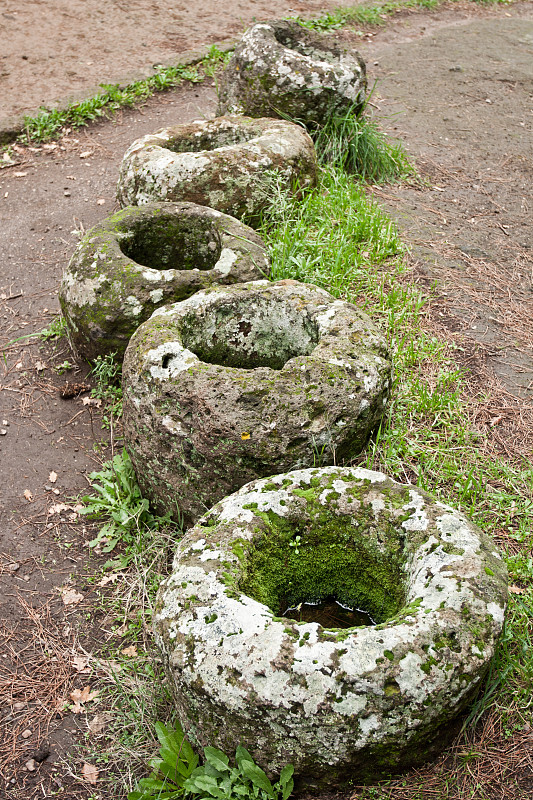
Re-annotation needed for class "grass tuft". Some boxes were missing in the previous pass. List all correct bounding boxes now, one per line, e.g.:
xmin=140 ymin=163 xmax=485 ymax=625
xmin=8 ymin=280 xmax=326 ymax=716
xmin=312 ymin=104 xmax=415 ymax=182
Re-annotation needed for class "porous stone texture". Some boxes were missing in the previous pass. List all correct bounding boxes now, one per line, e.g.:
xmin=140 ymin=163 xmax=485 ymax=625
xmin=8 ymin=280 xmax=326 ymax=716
xmin=154 ymin=466 xmax=508 ymax=789
xmin=59 ymin=202 xmax=270 ymax=361
xmin=122 ymin=280 xmax=391 ymax=525
xmin=217 ymin=20 xmax=367 ymax=126
xmin=116 ymin=116 xmax=317 ymax=223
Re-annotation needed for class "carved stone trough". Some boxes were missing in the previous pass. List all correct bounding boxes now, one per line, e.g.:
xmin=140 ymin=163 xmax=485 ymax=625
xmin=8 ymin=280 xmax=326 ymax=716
xmin=59 ymin=202 xmax=269 ymax=361
xmin=122 ymin=280 xmax=391 ymax=525
xmin=217 ymin=20 xmax=367 ymax=126
xmin=154 ymin=466 xmax=508 ymax=790
xmin=117 ymin=115 xmax=317 ymax=222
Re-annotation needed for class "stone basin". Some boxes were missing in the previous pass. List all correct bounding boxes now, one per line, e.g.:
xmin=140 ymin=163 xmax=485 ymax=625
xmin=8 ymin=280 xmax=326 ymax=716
xmin=59 ymin=202 xmax=269 ymax=361
xmin=217 ymin=20 xmax=367 ymax=126
xmin=154 ymin=466 xmax=508 ymax=790
xmin=117 ymin=115 xmax=317 ymax=224
xmin=122 ymin=280 xmax=391 ymax=525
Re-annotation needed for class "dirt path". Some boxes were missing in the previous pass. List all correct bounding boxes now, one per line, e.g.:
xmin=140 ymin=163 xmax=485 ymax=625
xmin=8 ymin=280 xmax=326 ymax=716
xmin=1 ymin=2 xmax=532 ymax=798
xmin=0 ymin=0 xmax=351 ymax=131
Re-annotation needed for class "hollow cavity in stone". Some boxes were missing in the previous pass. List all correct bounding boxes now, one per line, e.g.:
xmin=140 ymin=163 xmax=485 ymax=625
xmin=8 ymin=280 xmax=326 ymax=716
xmin=165 ymin=123 xmax=262 ymax=154
xmin=282 ymin=600 xmax=376 ymax=628
xmin=179 ymin=295 xmax=319 ymax=370
xmin=119 ymin=213 xmax=221 ymax=271
xmin=239 ymin=510 xmax=407 ymax=623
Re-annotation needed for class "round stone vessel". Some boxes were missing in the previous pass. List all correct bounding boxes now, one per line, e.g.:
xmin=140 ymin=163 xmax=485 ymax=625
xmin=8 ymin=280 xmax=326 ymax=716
xmin=116 ymin=115 xmax=317 ymax=222
xmin=59 ymin=202 xmax=270 ymax=362
xmin=122 ymin=280 xmax=391 ymax=526
xmin=217 ymin=20 xmax=367 ymax=126
xmin=154 ymin=466 xmax=508 ymax=790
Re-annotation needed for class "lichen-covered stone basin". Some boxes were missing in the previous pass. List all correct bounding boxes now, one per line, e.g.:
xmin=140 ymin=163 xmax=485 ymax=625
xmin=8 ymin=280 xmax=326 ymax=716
xmin=116 ymin=115 xmax=317 ymax=223
xmin=59 ymin=202 xmax=270 ymax=362
xmin=154 ymin=466 xmax=508 ymax=790
xmin=122 ymin=280 xmax=391 ymax=526
xmin=217 ymin=20 xmax=367 ymax=126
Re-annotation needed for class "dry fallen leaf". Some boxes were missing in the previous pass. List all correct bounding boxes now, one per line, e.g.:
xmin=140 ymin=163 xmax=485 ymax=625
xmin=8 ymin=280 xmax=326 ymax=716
xmin=14 ymin=171 xmax=28 ymax=177
xmin=121 ymin=645 xmax=138 ymax=658
xmin=23 ymin=489 xmax=33 ymax=502
xmin=70 ymin=686 xmax=99 ymax=713
xmin=49 ymin=470 xmax=58 ymax=483
xmin=72 ymin=655 xmax=91 ymax=673
xmin=88 ymin=713 xmax=109 ymax=735
xmin=82 ymin=396 xmax=102 ymax=408
xmin=509 ymin=585 xmax=526 ymax=595
xmin=81 ymin=762 xmax=99 ymax=784
xmin=97 ymin=572 xmax=122 ymax=587
xmin=79 ymin=150 xmax=93 ymax=159
xmin=61 ymin=587 xmax=84 ymax=606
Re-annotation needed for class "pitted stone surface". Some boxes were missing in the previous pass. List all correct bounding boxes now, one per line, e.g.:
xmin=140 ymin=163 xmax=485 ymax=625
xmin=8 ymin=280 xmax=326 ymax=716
xmin=116 ymin=116 xmax=317 ymax=223
xmin=154 ymin=466 xmax=507 ymax=789
xmin=59 ymin=202 xmax=270 ymax=361
xmin=122 ymin=280 xmax=391 ymax=525
xmin=217 ymin=20 xmax=367 ymax=126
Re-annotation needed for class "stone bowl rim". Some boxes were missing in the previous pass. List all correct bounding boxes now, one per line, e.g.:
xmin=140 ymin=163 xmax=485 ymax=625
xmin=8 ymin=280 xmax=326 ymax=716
xmin=138 ymin=279 xmax=383 ymax=376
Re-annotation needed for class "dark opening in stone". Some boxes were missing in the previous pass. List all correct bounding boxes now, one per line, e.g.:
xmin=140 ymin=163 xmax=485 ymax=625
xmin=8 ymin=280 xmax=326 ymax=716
xmin=239 ymin=513 xmax=409 ymax=625
xmin=179 ymin=296 xmax=320 ymax=370
xmin=283 ymin=599 xmax=376 ymax=629
xmin=166 ymin=124 xmax=263 ymax=154
xmin=120 ymin=214 xmax=222 ymax=271
xmin=273 ymin=27 xmax=339 ymax=65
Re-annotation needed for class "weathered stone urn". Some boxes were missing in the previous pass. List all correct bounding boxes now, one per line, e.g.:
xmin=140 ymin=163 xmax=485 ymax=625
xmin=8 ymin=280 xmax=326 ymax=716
xmin=116 ymin=115 xmax=317 ymax=223
xmin=122 ymin=280 xmax=391 ymax=525
xmin=59 ymin=202 xmax=269 ymax=361
xmin=154 ymin=466 xmax=508 ymax=790
xmin=217 ymin=20 xmax=367 ymax=126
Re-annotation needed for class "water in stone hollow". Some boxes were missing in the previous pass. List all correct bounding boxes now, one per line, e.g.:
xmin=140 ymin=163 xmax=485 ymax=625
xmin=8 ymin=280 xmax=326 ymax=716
xmin=282 ymin=599 xmax=376 ymax=628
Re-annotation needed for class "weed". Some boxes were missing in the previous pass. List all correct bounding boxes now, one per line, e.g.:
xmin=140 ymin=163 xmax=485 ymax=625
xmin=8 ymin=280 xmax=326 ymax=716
xmin=79 ymin=449 xmax=173 ymax=567
xmin=55 ymin=359 xmax=74 ymax=374
xmin=312 ymin=102 xmax=415 ymax=183
xmin=129 ymin=721 xmax=294 ymax=800
xmin=89 ymin=352 xmax=123 ymax=427
xmin=39 ymin=315 xmax=67 ymax=341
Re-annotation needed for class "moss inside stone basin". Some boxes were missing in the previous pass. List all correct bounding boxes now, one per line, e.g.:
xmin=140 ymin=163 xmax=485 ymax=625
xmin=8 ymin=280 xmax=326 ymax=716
xmin=179 ymin=295 xmax=320 ymax=370
xmin=166 ymin=122 xmax=265 ymax=154
xmin=236 ymin=504 xmax=409 ymax=625
xmin=119 ymin=212 xmax=222 ymax=271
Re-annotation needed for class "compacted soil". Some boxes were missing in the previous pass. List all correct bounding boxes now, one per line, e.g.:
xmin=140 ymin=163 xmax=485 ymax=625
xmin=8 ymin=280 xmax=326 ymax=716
xmin=0 ymin=2 xmax=532 ymax=798
xmin=0 ymin=0 xmax=352 ymax=130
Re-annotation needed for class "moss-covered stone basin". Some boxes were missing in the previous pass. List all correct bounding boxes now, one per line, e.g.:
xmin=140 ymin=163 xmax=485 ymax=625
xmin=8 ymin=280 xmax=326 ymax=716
xmin=217 ymin=20 xmax=367 ymax=126
xmin=122 ymin=280 xmax=391 ymax=526
xmin=59 ymin=202 xmax=270 ymax=362
xmin=116 ymin=115 xmax=317 ymax=224
xmin=154 ymin=466 xmax=508 ymax=790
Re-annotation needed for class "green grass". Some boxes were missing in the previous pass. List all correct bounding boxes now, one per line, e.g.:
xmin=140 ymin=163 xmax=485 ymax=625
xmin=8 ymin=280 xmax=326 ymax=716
xmin=312 ymin=104 xmax=415 ymax=182
xmin=258 ymin=160 xmax=533 ymax=766
xmin=17 ymin=46 xmax=231 ymax=144
xmin=293 ymin=0 xmax=512 ymax=32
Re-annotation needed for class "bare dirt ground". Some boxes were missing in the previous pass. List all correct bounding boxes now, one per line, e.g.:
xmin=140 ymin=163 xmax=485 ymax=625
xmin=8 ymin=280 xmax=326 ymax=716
xmin=0 ymin=0 xmax=352 ymax=129
xmin=0 ymin=2 xmax=532 ymax=799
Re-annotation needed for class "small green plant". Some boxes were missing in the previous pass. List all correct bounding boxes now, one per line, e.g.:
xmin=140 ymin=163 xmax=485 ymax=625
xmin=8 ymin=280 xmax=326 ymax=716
xmin=90 ymin=352 xmax=123 ymax=426
xmin=55 ymin=359 xmax=74 ymax=374
xmin=80 ymin=449 xmax=171 ymax=564
xmin=128 ymin=721 xmax=199 ymax=799
xmin=129 ymin=722 xmax=294 ymax=800
xmin=312 ymin=102 xmax=414 ymax=183
xmin=39 ymin=315 xmax=67 ymax=341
